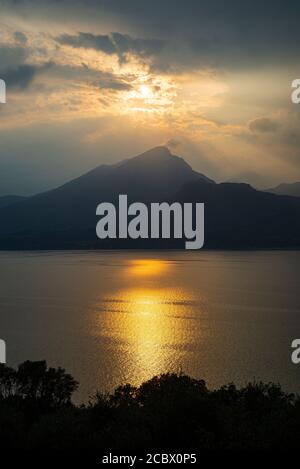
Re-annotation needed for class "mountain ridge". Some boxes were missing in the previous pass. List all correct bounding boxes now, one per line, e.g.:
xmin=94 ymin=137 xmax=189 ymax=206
xmin=0 ymin=146 xmax=211 ymax=237
xmin=266 ymin=182 xmax=300 ymax=198
xmin=0 ymin=146 xmax=299 ymax=249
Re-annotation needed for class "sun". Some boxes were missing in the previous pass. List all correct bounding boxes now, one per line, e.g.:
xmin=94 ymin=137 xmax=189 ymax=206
xmin=139 ymin=84 xmax=152 ymax=98
xmin=120 ymin=75 xmax=175 ymax=115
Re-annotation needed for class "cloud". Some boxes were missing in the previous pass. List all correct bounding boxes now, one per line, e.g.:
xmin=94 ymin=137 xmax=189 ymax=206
xmin=0 ymin=64 xmax=37 ymax=90
xmin=0 ymin=54 xmax=132 ymax=93
xmin=40 ymin=62 xmax=132 ymax=91
xmin=166 ymin=139 xmax=182 ymax=150
xmin=96 ymin=77 xmax=132 ymax=91
xmin=111 ymin=32 xmax=164 ymax=58
xmin=57 ymin=32 xmax=164 ymax=62
xmin=0 ymin=62 xmax=54 ymax=90
xmin=0 ymin=45 xmax=49 ymax=91
xmin=249 ymin=117 xmax=279 ymax=133
xmin=4 ymin=0 xmax=298 ymax=71
xmin=14 ymin=31 xmax=28 ymax=44
xmin=58 ymin=33 xmax=116 ymax=55
xmin=0 ymin=45 xmax=28 ymax=69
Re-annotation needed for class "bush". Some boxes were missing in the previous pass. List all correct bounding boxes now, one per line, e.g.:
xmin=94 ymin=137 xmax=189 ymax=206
xmin=1 ymin=361 xmax=300 ymax=449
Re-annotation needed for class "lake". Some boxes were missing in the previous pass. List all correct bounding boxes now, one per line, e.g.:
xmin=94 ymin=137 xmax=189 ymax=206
xmin=0 ymin=250 xmax=300 ymax=403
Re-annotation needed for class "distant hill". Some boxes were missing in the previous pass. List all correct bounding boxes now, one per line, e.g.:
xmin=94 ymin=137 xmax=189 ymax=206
xmin=266 ymin=182 xmax=300 ymax=197
xmin=0 ymin=195 xmax=27 ymax=209
xmin=0 ymin=146 xmax=299 ymax=249
xmin=174 ymin=181 xmax=300 ymax=249
xmin=225 ymin=170 xmax=266 ymax=189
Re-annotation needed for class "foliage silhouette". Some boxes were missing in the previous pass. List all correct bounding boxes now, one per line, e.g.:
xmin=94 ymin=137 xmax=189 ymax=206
xmin=1 ymin=361 xmax=300 ymax=449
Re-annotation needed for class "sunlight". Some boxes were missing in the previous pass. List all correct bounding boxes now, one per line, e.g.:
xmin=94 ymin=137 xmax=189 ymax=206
xmin=126 ymin=259 xmax=169 ymax=277
xmin=139 ymin=84 xmax=152 ymax=98
xmin=91 ymin=285 xmax=196 ymax=383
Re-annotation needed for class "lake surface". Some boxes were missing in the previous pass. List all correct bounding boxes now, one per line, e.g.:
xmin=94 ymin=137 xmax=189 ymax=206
xmin=1 ymin=250 xmax=300 ymax=403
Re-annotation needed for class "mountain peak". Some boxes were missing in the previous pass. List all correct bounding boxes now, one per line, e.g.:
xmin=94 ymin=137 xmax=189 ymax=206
xmin=125 ymin=146 xmax=214 ymax=185
xmin=134 ymin=145 xmax=172 ymax=161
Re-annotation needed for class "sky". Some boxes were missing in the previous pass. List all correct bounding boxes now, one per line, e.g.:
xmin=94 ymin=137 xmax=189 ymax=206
xmin=0 ymin=0 xmax=300 ymax=195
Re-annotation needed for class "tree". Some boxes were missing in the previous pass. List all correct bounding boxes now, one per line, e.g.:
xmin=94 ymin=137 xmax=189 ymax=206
xmin=0 ymin=361 xmax=78 ymax=406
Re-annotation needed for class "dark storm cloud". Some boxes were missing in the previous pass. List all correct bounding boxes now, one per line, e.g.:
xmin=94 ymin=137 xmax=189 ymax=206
xmin=0 ymin=46 xmax=36 ymax=90
xmin=4 ymin=0 xmax=300 ymax=70
xmin=111 ymin=32 xmax=164 ymax=58
xmin=57 ymin=32 xmax=164 ymax=62
xmin=58 ymin=33 xmax=117 ymax=55
xmin=0 ymin=62 xmax=54 ymax=90
xmin=0 ymin=64 xmax=37 ymax=90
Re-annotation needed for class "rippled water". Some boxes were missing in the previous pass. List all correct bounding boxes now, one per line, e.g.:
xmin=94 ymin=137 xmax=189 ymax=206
xmin=1 ymin=250 xmax=300 ymax=402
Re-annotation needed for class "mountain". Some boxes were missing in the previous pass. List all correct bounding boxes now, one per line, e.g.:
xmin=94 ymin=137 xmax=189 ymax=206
xmin=266 ymin=182 xmax=300 ymax=197
xmin=174 ymin=181 xmax=300 ymax=248
xmin=0 ymin=145 xmax=300 ymax=249
xmin=0 ymin=146 xmax=213 ymax=249
xmin=0 ymin=195 xmax=27 ymax=208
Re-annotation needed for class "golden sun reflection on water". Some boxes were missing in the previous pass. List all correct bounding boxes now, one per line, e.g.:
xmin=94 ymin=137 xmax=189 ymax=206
xmin=92 ymin=286 xmax=199 ymax=383
xmin=86 ymin=258 xmax=207 ymax=384
xmin=89 ymin=257 xmax=202 ymax=384
xmin=125 ymin=258 xmax=169 ymax=277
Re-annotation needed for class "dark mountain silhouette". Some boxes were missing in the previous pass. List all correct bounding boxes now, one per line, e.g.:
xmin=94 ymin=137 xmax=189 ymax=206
xmin=0 ymin=145 xmax=299 ymax=249
xmin=0 ymin=146 xmax=212 ymax=248
xmin=266 ymin=182 xmax=300 ymax=198
xmin=0 ymin=195 xmax=27 ymax=208
xmin=174 ymin=181 xmax=300 ymax=248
